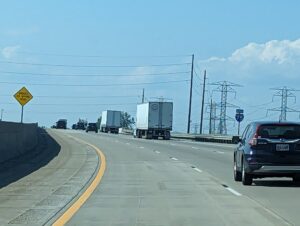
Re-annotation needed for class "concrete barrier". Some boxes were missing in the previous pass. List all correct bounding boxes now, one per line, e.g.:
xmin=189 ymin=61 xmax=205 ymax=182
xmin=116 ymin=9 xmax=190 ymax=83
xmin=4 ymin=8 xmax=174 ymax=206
xmin=0 ymin=121 xmax=38 ymax=163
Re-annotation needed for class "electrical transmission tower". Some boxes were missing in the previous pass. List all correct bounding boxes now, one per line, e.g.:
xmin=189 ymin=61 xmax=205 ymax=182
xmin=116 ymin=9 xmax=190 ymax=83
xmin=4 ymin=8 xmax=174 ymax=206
xmin=208 ymin=99 xmax=217 ymax=134
xmin=210 ymin=81 xmax=241 ymax=135
xmin=267 ymin=86 xmax=300 ymax=121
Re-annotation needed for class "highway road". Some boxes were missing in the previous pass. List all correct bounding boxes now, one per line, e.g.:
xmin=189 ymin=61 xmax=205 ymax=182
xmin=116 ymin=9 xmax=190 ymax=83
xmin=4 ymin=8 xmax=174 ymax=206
xmin=1 ymin=129 xmax=300 ymax=225
xmin=63 ymin=130 xmax=298 ymax=226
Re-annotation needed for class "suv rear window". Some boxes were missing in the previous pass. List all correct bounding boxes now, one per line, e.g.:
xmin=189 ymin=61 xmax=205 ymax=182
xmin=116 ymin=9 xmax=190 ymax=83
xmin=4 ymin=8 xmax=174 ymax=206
xmin=258 ymin=125 xmax=300 ymax=139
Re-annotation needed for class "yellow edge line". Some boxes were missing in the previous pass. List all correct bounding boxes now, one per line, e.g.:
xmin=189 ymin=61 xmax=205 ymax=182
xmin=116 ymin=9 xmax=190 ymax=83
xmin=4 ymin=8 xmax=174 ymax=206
xmin=52 ymin=135 xmax=106 ymax=226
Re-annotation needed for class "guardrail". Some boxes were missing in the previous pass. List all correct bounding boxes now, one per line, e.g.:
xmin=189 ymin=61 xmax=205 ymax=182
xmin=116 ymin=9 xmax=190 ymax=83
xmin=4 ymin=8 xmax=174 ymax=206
xmin=171 ymin=133 xmax=240 ymax=144
xmin=119 ymin=128 xmax=239 ymax=144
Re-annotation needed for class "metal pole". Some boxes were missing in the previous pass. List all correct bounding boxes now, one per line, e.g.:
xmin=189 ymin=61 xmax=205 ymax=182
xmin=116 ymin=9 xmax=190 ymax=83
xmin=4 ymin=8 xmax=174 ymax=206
xmin=21 ymin=106 xmax=24 ymax=123
xmin=209 ymin=98 xmax=212 ymax=134
xmin=142 ymin=88 xmax=145 ymax=103
xmin=199 ymin=70 xmax=206 ymax=134
xmin=187 ymin=54 xmax=194 ymax=134
xmin=238 ymin=121 xmax=240 ymax=136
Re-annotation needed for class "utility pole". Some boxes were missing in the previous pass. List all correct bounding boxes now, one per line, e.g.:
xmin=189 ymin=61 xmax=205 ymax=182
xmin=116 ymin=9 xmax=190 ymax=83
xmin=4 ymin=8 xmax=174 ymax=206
xmin=199 ymin=70 xmax=206 ymax=134
xmin=267 ymin=86 xmax=300 ymax=121
xmin=142 ymin=88 xmax=145 ymax=103
xmin=210 ymin=81 xmax=241 ymax=135
xmin=187 ymin=54 xmax=194 ymax=134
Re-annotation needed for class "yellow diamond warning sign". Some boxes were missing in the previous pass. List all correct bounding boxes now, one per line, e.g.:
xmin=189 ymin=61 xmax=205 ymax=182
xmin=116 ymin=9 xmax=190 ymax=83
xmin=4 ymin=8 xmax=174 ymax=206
xmin=14 ymin=87 xmax=33 ymax=106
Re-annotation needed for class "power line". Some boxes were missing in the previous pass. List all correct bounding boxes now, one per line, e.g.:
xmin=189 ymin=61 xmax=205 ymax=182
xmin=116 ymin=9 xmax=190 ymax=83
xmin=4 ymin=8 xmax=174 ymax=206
xmin=0 ymin=79 xmax=190 ymax=87
xmin=0 ymin=70 xmax=190 ymax=77
xmin=15 ymin=51 xmax=192 ymax=58
xmin=0 ymin=102 xmax=138 ymax=106
xmin=0 ymin=60 xmax=191 ymax=68
xmin=0 ymin=94 xmax=139 ymax=99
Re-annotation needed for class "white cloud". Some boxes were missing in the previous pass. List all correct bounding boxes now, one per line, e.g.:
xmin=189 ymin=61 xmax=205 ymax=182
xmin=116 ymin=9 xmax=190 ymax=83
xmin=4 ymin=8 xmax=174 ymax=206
xmin=198 ymin=39 xmax=300 ymax=81
xmin=2 ymin=45 xmax=20 ymax=59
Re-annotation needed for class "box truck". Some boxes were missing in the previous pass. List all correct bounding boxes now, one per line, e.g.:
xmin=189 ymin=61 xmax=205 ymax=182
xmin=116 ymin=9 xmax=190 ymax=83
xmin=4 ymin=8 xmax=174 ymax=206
xmin=100 ymin=110 xmax=121 ymax=134
xmin=135 ymin=102 xmax=173 ymax=140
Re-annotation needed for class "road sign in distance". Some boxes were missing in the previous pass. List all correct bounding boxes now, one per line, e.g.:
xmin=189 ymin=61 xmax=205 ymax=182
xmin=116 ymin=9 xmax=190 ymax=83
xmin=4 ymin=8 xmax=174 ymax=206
xmin=235 ymin=113 xmax=244 ymax=122
xmin=14 ymin=87 xmax=33 ymax=106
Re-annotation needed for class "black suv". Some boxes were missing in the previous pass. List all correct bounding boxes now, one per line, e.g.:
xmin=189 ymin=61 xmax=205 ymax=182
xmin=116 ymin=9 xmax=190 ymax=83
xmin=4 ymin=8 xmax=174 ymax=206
xmin=234 ymin=121 xmax=300 ymax=185
xmin=86 ymin=123 xmax=98 ymax=133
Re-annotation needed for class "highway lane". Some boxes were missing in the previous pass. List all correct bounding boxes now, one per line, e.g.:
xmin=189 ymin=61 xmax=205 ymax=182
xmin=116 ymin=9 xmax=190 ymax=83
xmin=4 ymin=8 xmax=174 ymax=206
xmin=63 ymin=130 xmax=290 ymax=226
xmin=98 ymin=132 xmax=300 ymax=225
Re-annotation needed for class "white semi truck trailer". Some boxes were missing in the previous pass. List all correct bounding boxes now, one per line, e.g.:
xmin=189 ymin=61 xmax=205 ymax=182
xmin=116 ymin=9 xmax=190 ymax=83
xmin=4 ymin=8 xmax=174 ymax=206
xmin=100 ymin=110 xmax=121 ymax=134
xmin=135 ymin=102 xmax=173 ymax=140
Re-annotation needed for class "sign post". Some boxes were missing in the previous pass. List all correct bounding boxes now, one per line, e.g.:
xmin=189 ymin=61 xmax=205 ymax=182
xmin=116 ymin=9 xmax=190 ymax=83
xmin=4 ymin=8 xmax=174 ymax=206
xmin=14 ymin=87 xmax=33 ymax=123
xmin=235 ymin=109 xmax=244 ymax=136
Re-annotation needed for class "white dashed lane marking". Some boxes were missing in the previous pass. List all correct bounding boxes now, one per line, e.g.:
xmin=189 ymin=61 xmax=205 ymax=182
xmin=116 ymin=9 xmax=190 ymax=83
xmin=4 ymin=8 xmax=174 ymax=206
xmin=222 ymin=184 xmax=242 ymax=196
xmin=154 ymin=150 xmax=160 ymax=154
xmin=191 ymin=166 xmax=202 ymax=173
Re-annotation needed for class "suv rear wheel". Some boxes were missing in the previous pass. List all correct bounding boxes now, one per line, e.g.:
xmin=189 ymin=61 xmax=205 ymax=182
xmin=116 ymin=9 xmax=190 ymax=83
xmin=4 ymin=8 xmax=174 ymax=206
xmin=234 ymin=157 xmax=242 ymax=181
xmin=242 ymin=157 xmax=253 ymax=185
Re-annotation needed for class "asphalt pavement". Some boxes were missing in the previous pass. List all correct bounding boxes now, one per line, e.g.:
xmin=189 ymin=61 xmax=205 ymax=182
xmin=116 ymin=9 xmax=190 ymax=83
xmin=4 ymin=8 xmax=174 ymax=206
xmin=2 ymin=129 xmax=299 ymax=226
xmin=65 ymin=130 xmax=296 ymax=226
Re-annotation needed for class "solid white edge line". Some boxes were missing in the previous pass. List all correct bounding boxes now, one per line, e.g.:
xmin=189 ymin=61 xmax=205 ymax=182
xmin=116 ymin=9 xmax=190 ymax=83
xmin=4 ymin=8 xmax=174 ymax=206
xmin=225 ymin=187 xmax=242 ymax=196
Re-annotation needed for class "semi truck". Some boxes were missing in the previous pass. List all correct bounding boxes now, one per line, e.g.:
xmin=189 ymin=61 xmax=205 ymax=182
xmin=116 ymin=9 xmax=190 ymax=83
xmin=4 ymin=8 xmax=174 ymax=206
xmin=100 ymin=110 xmax=121 ymax=134
xmin=135 ymin=102 xmax=173 ymax=140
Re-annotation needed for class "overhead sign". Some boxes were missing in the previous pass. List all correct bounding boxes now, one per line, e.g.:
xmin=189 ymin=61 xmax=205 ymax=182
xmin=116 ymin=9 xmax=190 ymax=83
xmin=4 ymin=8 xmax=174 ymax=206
xmin=235 ymin=108 xmax=244 ymax=122
xmin=14 ymin=87 xmax=33 ymax=106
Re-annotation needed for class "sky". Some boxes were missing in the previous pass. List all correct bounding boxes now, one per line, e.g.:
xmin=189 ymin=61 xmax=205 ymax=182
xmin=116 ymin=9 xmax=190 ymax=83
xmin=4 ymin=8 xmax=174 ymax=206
xmin=1 ymin=0 xmax=300 ymax=134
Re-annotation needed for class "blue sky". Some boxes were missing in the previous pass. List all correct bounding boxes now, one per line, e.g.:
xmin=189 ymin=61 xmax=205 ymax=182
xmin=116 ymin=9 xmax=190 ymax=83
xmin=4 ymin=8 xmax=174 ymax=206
xmin=1 ymin=0 xmax=300 ymax=133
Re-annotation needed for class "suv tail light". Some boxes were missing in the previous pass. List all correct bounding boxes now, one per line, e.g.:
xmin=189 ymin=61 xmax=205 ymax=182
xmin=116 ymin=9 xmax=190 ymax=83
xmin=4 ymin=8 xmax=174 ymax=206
xmin=249 ymin=126 xmax=260 ymax=147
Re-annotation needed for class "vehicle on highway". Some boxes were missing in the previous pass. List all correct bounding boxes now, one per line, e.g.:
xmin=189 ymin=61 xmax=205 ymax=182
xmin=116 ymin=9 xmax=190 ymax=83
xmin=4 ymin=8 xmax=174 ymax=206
xmin=100 ymin=110 xmax=121 ymax=134
xmin=135 ymin=102 xmax=173 ymax=140
xmin=234 ymin=121 xmax=300 ymax=185
xmin=56 ymin=119 xmax=67 ymax=129
xmin=86 ymin=123 xmax=98 ymax=133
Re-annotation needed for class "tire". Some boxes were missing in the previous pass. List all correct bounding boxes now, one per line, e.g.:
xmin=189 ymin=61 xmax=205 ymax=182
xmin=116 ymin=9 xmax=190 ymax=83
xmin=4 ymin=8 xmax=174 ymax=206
xmin=233 ymin=156 xmax=242 ymax=182
xmin=165 ymin=131 xmax=171 ymax=140
xmin=242 ymin=157 xmax=253 ymax=185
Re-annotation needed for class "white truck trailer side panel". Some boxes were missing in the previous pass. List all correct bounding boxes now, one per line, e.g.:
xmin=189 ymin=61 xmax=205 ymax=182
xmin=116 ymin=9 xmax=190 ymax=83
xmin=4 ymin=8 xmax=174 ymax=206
xmin=136 ymin=104 xmax=149 ymax=129
xmin=136 ymin=102 xmax=173 ymax=130
xmin=101 ymin=110 xmax=121 ymax=127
